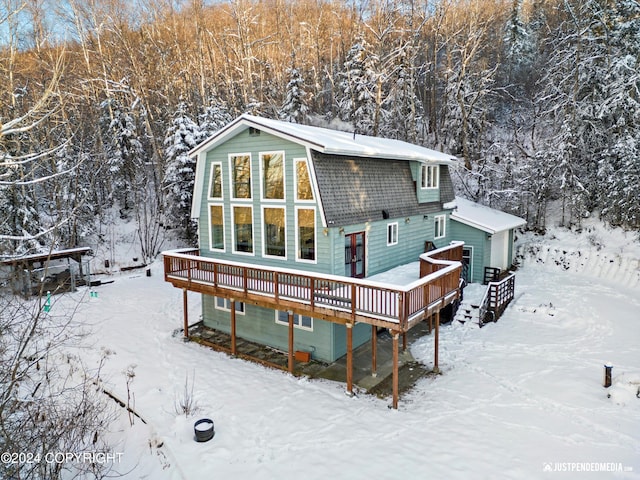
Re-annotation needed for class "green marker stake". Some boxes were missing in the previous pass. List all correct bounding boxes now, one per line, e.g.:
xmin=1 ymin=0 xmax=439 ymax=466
xmin=43 ymin=291 xmax=51 ymax=312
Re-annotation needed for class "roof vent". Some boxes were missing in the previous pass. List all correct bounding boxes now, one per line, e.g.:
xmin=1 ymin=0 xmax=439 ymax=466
xmin=382 ymin=209 xmax=390 ymax=219
xmin=249 ymin=127 xmax=261 ymax=136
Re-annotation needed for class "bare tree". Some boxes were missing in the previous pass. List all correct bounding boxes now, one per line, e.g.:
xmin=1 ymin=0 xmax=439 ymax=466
xmin=0 ymin=279 xmax=120 ymax=479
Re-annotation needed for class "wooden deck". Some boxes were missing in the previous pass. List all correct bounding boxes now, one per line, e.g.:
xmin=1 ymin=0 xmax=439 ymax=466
xmin=163 ymin=242 xmax=463 ymax=408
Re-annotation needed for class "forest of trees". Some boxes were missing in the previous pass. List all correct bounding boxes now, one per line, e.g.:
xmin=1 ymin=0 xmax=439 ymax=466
xmin=1 ymin=0 xmax=640 ymax=258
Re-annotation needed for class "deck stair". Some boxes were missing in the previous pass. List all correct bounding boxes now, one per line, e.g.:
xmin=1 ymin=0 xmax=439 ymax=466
xmin=453 ymin=283 xmax=487 ymax=325
xmin=454 ymin=273 xmax=517 ymax=327
xmin=454 ymin=298 xmax=482 ymax=325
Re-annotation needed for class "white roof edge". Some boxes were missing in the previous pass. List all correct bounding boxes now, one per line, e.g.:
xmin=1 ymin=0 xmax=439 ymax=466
xmin=450 ymin=214 xmax=496 ymax=234
xmin=450 ymin=197 xmax=527 ymax=234
xmin=191 ymin=151 xmax=207 ymax=218
xmin=190 ymin=114 xmax=456 ymax=164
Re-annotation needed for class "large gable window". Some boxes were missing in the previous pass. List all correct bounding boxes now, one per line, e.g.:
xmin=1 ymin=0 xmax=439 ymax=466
xmin=209 ymin=205 xmax=225 ymax=250
xmin=421 ymin=164 xmax=439 ymax=189
xmin=296 ymin=207 xmax=316 ymax=262
xmin=263 ymin=207 xmax=286 ymax=258
xmin=231 ymin=154 xmax=252 ymax=199
xmin=295 ymin=159 xmax=314 ymax=201
xmin=233 ymin=205 xmax=253 ymax=254
xmin=434 ymin=214 xmax=446 ymax=239
xmin=208 ymin=162 xmax=223 ymax=199
xmin=261 ymin=152 xmax=284 ymax=200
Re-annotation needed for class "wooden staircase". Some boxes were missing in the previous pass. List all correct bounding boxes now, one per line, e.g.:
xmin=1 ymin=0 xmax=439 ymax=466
xmin=454 ymin=298 xmax=482 ymax=325
xmin=454 ymin=273 xmax=517 ymax=327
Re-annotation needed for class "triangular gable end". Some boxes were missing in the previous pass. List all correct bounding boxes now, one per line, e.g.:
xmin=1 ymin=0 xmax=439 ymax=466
xmin=190 ymin=114 xmax=458 ymax=219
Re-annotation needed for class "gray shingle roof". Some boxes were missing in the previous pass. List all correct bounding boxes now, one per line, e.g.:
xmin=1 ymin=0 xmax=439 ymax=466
xmin=311 ymin=152 xmax=444 ymax=227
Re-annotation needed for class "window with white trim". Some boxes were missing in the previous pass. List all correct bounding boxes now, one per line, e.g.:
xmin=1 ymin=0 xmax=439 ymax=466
xmin=261 ymin=151 xmax=285 ymax=200
xmin=294 ymin=158 xmax=314 ymax=201
xmin=387 ymin=222 xmax=398 ymax=246
xmin=434 ymin=214 xmax=446 ymax=239
xmin=208 ymin=204 xmax=224 ymax=251
xmin=215 ymin=297 xmax=245 ymax=314
xmin=263 ymin=206 xmax=286 ymax=258
xmin=232 ymin=205 xmax=253 ymax=254
xmin=275 ymin=310 xmax=313 ymax=331
xmin=208 ymin=162 xmax=223 ymax=199
xmin=421 ymin=164 xmax=439 ymax=189
xmin=296 ymin=207 xmax=316 ymax=262
xmin=230 ymin=154 xmax=252 ymax=199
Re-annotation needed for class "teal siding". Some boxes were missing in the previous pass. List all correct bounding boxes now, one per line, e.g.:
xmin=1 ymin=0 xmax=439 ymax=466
xmin=411 ymin=162 xmax=441 ymax=204
xmin=449 ymin=220 xmax=489 ymax=284
xmin=332 ymin=322 xmax=372 ymax=360
xmin=196 ymin=127 xmax=458 ymax=363
xmin=197 ymin=130 xmax=331 ymax=274
xmin=202 ymin=295 xmax=335 ymax=362
xmin=328 ymin=212 xmax=451 ymax=278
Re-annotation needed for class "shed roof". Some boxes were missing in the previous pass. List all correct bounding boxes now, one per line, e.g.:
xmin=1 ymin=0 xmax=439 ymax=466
xmin=190 ymin=114 xmax=456 ymax=164
xmin=450 ymin=197 xmax=526 ymax=234
xmin=0 ymin=247 xmax=92 ymax=266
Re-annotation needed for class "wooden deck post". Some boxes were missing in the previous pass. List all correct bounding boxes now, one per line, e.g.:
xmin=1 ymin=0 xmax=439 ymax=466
xmin=346 ymin=323 xmax=353 ymax=396
xmin=182 ymin=288 xmax=189 ymax=339
xmin=230 ymin=299 xmax=237 ymax=356
xmin=371 ymin=325 xmax=377 ymax=377
xmin=433 ymin=309 xmax=440 ymax=374
xmin=288 ymin=311 xmax=294 ymax=374
xmin=402 ymin=332 xmax=407 ymax=352
xmin=392 ymin=330 xmax=399 ymax=409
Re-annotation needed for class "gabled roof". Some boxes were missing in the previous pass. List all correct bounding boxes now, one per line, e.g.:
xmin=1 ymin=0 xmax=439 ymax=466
xmin=190 ymin=114 xmax=456 ymax=164
xmin=450 ymin=197 xmax=526 ymax=234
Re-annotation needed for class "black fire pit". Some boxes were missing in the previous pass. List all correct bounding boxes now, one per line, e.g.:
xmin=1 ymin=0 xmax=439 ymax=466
xmin=194 ymin=418 xmax=215 ymax=442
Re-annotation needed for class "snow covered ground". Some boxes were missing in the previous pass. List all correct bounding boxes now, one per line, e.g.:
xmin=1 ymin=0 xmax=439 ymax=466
xmin=50 ymin=221 xmax=639 ymax=479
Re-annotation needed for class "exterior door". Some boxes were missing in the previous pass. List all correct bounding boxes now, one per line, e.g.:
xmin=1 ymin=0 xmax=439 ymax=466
xmin=344 ymin=232 xmax=365 ymax=278
xmin=462 ymin=247 xmax=473 ymax=283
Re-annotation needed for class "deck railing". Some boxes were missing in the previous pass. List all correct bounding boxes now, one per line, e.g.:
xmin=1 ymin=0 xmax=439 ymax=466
xmin=419 ymin=242 xmax=464 ymax=277
xmin=163 ymin=243 xmax=463 ymax=330
xmin=477 ymin=272 xmax=516 ymax=327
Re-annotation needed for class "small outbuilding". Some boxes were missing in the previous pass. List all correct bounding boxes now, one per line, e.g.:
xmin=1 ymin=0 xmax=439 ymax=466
xmin=0 ymin=247 xmax=92 ymax=297
xmin=450 ymin=197 xmax=526 ymax=284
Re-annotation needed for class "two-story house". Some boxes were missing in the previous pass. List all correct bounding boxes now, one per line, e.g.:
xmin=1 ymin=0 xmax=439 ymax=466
xmin=162 ymin=115 xmax=524 ymax=406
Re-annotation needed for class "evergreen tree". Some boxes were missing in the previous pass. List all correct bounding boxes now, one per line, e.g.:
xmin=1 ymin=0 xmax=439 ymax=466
xmin=593 ymin=0 xmax=640 ymax=227
xmin=0 ymin=154 xmax=41 ymax=255
xmin=101 ymin=97 xmax=145 ymax=213
xmin=280 ymin=57 xmax=309 ymax=124
xmin=337 ymin=34 xmax=379 ymax=135
xmin=382 ymin=46 xmax=422 ymax=142
xmin=198 ymin=100 xmax=233 ymax=141
xmin=163 ymin=102 xmax=202 ymax=242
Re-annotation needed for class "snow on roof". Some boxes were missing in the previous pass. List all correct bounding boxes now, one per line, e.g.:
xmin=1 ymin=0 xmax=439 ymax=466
xmin=190 ymin=114 xmax=456 ymax=164
xmin=450 ymin=197 xmax=526 ymax=234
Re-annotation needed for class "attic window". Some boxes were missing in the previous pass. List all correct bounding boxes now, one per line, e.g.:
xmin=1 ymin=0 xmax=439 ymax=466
xmin=421 ymin=165 xmax=439 ymax=189
xmin=249 ymin=127 xmax=261 ymax=136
